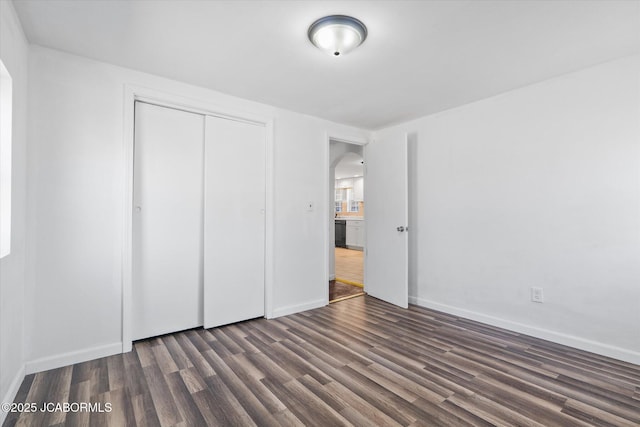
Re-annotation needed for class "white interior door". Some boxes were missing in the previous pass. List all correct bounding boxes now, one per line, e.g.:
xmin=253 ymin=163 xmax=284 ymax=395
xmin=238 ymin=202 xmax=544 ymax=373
xmin=132 ymin=102 xmax=205 ymax=340
xmin=364 ymin=133 xmax=408 ymax=308
xmin=204 ymin=116 xmax=265 ymax=328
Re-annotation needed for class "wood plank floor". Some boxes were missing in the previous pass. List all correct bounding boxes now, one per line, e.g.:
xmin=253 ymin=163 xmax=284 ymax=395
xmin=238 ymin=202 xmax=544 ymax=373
xmin=335 ymin=247 xmax=364 ymax=285
xmin=329 ymin=280 xmax=365 ymax=303
xmin=4 ymin=296 xmax=640 ymax=426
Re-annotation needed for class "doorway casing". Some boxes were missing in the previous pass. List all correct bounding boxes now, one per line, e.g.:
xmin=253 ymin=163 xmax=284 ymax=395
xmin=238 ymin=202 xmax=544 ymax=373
xmin=324 ymin=133 xmax=369 ymax=305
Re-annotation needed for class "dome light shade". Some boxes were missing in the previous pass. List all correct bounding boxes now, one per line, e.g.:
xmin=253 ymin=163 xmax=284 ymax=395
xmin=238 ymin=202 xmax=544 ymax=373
xmin=308 ymin=15 xmax=367 ymax=56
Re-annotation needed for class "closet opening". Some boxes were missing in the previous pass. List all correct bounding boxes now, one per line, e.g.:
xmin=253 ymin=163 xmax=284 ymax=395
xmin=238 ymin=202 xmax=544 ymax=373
xmin=130 ymin=99 xmax=267 ymax=343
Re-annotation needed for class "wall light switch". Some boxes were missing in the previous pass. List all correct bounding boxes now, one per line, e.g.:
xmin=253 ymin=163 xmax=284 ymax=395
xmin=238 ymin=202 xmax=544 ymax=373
xmin=531 ymin=287 xmax=544 ymax=303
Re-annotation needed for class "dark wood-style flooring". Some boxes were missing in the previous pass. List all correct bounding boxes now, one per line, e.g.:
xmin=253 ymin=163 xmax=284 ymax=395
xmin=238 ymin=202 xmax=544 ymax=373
xmin=329 ymin=280 xmax=365 ymax=303
xmin=5 ymin=296 xmax=640 ymax=426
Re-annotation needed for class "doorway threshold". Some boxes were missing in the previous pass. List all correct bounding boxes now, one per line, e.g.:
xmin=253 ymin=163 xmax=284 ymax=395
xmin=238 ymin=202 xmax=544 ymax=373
xmin=329 ymin=279 xmax=365 ymax=303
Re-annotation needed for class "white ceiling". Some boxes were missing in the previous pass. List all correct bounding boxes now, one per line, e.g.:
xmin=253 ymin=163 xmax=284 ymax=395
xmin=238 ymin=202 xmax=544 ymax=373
xmin=12 ymin=0 xmax=640 ymax=130
xmin=335 ymin=152 xmax=364 ymax=180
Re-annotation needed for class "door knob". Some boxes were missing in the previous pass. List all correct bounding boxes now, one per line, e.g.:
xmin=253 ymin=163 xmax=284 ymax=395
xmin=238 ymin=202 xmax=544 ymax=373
xmin=396 ymin=226 xmax=405 ymax=232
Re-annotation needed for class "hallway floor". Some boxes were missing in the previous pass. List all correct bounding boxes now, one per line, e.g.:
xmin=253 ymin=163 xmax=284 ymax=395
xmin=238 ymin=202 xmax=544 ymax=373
xmin=329 ymin=280 xmax=364 ymax=303
xmin=334 ymin=247 xmax=363 ymax=285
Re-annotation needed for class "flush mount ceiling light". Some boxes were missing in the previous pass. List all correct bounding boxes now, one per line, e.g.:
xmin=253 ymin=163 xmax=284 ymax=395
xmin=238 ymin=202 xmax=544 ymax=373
xmin=308 ymin=15 xmax=367 ymax=57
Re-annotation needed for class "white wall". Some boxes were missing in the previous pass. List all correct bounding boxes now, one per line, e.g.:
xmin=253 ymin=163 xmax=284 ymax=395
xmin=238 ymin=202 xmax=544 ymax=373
xmin=0 ymin=0 xmax=28 ymax=419
xmin=26 ymin=46 xmax=369 ymax=371
xmin=380 ymin=55 xmax=640 ymax=364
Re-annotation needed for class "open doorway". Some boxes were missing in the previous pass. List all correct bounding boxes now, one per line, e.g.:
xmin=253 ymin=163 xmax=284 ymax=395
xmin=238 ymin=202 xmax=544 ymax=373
xmin=329 ymin=141 xmax=365 ymax=303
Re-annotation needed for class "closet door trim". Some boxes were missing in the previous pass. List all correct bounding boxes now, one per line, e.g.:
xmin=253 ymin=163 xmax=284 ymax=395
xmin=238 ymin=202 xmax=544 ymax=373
xmin=122 ymin=85 xmax=274 ymax=352
xmin=136 ymin=95 xmax=263 ymax=127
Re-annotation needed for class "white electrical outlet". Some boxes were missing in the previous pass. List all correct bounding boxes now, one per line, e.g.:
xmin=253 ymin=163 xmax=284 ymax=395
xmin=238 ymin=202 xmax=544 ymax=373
xmin=531 ymin=287 xmax=544 ymax=303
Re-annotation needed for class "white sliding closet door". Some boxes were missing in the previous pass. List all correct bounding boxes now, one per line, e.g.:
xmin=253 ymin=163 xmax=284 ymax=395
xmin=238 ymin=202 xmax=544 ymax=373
xmin=132 ymin=102 xmax=205 ymax=340
xmin=204 ymin=116 xmax=265 ymax=328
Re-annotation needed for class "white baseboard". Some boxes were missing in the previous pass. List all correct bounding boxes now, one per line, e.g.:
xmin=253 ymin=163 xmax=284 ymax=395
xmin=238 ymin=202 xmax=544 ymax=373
xmin=409 ymin=296 xmax=640 ymax=365
xmin=272 ymin=299 xmax=326 ymax=318
xmin=0 ymin=364 xmax=26 ymax=425
xmin=25 ymin=342 xmax=122 ymax=375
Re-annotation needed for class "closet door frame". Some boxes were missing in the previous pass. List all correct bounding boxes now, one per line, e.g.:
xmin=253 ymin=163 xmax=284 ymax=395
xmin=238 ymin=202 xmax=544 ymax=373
xmin=122 ymin=85 xmax=274 ymax=352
